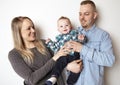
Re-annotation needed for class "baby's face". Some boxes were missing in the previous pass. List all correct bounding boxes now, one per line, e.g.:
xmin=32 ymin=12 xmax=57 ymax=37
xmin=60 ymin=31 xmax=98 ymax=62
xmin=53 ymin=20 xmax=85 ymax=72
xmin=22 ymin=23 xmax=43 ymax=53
xmin=57 ymin=19 xmax=72 ymax=34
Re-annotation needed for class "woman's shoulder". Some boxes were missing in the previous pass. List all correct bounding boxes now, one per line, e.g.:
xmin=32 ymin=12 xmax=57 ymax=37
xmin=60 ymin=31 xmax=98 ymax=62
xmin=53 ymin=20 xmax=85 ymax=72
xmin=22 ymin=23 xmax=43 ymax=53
xmin=9 ymin=48 xmax=18 ymax=55
xmin=39 ymin=39 xmax=46 ymax=44
xmin=40 ymin=38 xmax=45 ymax=42
xmin=8 ymin=48 xmax=21 ymax=60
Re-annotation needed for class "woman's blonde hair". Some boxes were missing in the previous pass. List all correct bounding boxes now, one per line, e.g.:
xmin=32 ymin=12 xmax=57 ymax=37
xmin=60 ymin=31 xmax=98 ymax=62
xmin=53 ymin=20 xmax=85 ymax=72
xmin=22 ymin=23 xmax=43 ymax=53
xmin=11 ymin=16 xmax=47 ymax=63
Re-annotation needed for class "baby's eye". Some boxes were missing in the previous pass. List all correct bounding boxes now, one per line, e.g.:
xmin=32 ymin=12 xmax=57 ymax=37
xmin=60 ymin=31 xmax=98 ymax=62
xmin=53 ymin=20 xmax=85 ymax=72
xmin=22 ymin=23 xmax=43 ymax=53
xmin=60 ymin=26 xmax=63 ymax=27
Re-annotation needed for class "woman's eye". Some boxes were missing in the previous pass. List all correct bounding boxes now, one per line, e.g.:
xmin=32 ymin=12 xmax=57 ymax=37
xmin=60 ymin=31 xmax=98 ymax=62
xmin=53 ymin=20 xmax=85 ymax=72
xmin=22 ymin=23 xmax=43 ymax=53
xmin=27 ymin=27 xmax=30 ymax=30
xmin=31 ymin=26 xmax=35 ymax=29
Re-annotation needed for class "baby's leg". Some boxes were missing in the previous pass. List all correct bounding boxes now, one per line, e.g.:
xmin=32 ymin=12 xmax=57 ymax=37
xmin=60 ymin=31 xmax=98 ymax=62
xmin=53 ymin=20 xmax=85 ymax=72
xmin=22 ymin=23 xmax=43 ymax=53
xmin=67 ymin=52 xmax=80 ymax=85
xmin=45 ymin=56 xmax=69 ymax=85
xmin=67 ymin=72 xmax=80 ymax=85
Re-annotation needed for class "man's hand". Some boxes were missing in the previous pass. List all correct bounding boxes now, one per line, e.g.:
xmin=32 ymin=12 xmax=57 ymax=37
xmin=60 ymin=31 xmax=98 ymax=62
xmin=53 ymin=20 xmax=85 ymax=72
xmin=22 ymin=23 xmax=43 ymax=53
xmin=66 ymin=59 xmax=83 ymax=73
xmin=67 ymin=41 xmax=83 ymax=52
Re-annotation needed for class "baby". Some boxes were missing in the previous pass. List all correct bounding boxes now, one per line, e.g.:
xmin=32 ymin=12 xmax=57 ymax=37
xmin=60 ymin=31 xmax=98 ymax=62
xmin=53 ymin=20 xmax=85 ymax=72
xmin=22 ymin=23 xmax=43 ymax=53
xmin=45 ymin=16 xmax=87 ymax=85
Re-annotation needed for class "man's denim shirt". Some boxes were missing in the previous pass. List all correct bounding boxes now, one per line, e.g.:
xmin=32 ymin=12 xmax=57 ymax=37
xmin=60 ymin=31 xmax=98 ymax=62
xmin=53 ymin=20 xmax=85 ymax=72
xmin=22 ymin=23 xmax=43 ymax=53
xmin=75 ymin=24 xmax=115 ymax=85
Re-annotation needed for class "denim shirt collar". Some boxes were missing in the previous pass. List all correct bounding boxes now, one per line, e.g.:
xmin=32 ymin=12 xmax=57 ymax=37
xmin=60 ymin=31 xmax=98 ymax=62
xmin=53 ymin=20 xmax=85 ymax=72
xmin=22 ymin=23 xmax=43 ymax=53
xmin=78 ymin=24 xmax=96 ymax=34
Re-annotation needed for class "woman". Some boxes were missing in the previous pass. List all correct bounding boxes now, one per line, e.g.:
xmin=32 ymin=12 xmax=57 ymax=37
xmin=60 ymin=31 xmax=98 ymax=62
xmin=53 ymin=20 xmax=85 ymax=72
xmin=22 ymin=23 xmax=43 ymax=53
xmin=8 ymin=16 xmax=82 ymax=85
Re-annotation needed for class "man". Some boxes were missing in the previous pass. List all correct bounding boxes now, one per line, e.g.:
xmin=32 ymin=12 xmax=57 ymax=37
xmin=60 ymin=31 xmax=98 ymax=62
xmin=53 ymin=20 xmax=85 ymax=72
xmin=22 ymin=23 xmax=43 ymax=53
xmin=68 ymin=0 xmax=115 ymax=85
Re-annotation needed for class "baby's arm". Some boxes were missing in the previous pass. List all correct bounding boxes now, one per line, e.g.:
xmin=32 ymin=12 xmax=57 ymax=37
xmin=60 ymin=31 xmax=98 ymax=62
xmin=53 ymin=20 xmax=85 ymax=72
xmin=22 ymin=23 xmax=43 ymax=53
xmin=70 ymin=29 xmax=87 ymax=44
xmin=45 ymin=38 xmax=60 ymax=53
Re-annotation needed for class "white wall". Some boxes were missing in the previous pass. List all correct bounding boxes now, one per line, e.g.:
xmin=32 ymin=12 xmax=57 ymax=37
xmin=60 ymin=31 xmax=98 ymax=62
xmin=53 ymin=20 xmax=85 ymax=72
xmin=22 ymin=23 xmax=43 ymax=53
xmin=0 ymin=0 xmax=120 ymax=85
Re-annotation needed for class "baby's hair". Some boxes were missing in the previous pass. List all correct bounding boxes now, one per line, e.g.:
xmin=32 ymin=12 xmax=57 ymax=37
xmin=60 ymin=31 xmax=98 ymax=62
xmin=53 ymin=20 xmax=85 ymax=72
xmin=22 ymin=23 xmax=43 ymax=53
xmin=58 ymin=16 xmax=71 ymax=22
xmin=57 ymin=16 xmax=72 ymax=28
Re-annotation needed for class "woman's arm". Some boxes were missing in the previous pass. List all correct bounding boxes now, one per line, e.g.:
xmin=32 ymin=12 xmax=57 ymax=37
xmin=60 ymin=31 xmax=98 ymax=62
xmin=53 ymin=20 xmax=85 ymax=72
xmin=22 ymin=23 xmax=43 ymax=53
xmin=8 ymin=49 xmax=56 ymax=85
xmin=8 ymin=46 xmax=70 ymax=85
xmin=52 ymin=45 xmax=70 ymax=61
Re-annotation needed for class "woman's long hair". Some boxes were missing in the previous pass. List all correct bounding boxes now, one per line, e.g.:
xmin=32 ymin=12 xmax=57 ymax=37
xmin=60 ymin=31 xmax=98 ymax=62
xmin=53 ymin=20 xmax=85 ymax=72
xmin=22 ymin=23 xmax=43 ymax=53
xmin=11 ymin=16 xmax=47 ymax=64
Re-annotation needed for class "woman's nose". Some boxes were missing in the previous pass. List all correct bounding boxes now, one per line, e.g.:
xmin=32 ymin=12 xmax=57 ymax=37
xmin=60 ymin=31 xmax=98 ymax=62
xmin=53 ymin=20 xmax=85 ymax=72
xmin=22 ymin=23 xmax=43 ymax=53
xmin=31 ymin=28 xmax=35 ymax=32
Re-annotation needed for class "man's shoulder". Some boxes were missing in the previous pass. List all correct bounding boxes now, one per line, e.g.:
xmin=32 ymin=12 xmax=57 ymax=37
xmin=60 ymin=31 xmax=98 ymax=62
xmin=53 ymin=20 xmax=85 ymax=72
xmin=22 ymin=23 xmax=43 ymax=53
xmin=95 ymin=27 xmax=109 ymax=35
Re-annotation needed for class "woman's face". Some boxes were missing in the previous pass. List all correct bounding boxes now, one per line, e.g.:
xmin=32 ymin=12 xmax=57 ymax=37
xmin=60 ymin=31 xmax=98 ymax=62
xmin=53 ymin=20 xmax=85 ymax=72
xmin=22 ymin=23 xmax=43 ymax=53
xmin=21 ymin=19 xmax=36 ymax=44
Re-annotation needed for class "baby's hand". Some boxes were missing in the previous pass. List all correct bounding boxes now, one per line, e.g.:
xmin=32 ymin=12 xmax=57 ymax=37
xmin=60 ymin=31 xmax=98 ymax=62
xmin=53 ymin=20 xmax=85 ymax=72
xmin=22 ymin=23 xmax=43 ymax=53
xmin=45 ymin=38 xmax=51 ymax=44
xmin=78 ymin=34 xmax=87 ymax=44
xmin=78 ymin=34 xmax=85 ymax=41
xmin=64 ymin=41 xmax=73 ymax=52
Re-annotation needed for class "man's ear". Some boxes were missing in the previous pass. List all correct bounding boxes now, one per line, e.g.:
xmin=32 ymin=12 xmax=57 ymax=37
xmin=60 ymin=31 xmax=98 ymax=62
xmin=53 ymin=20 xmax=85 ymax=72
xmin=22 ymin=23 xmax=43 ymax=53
xmin=93 ymin=12 xmax=98 ymax=19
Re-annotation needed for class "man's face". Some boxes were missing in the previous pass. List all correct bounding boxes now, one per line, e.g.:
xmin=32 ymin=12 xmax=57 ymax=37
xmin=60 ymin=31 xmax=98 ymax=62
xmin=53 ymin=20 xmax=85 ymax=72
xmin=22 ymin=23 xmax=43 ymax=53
xmin=79 ymin=4 xmax=97 ymax=30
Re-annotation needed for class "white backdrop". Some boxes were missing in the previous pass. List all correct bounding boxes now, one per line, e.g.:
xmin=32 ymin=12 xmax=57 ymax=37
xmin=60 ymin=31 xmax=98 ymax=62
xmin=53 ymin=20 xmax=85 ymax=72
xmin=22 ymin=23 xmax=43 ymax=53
xmin=0 ymin=0 xmax=120 ymax=85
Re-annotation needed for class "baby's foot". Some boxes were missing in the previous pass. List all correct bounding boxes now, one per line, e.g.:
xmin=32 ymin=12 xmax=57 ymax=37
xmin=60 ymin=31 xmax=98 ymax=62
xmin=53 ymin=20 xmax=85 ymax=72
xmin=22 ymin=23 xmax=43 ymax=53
xmin=45 ymin=81 xmax=52 ymax=85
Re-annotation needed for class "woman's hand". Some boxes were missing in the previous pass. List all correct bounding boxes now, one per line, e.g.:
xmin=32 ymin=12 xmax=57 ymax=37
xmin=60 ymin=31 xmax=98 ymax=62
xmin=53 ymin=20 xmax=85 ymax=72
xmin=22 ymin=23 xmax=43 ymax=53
xmin=45 ymin=38 xmax=51 ymax=44
xmin=52 ymin=46 xmax=71 ymax=61
xmin=66 ymin=59 xmax=83 ymax=73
